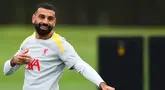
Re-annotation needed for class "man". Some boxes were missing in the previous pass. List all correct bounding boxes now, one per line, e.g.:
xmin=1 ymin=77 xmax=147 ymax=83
xmin=3 ymin=3 xmax=115 ymax=90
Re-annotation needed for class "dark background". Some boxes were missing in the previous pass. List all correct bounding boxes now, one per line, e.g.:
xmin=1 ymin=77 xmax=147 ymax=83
xmin=0 ymin=0 xmax=164 ymax=26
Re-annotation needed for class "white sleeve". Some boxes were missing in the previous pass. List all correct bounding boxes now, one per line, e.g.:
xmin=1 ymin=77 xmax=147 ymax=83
xmin=3 ymin=59 xmax=21 ymax=75
xmin=4 ymin=36 xmax=31 ymax=75
xmin=73 ymin=60 xmax=105 ymax=87
xmin=58 ymin=38 xmax=105 ymax=86
xmin=59 ymin=38 xmax=83 ymax=69
xmin=3 ymin=49 xmax=23 ymax=75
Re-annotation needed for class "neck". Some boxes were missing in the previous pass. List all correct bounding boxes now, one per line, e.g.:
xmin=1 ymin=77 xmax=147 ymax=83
xmin=36 ymin=31 xmax=54 ymax=40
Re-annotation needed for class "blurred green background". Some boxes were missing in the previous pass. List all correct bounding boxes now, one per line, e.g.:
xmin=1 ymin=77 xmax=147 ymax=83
xmin=0 ymin=0 xmax=165 ymax=90
xmin=1 ymin=25 xmax=165 ymax=90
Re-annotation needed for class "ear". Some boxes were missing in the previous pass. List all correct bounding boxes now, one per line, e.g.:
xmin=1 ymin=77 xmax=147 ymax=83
xmin=53 ymin=18 xmax=56 ymax=26
xmin=32 ymin=14 xmax=35 ymax=23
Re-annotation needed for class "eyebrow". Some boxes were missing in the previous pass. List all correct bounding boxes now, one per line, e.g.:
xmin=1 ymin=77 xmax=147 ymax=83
xmin=38 ymin=14 xmax=55 ymax=18
xmin=38 ymin=14 xmax=45 ymax=16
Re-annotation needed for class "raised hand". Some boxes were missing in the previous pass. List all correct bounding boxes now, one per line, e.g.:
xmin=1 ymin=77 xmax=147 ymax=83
xmin=99 ymin=82 xmax=115 ymax=90
xmin=10 ymin=49 xmax=32 ymax=67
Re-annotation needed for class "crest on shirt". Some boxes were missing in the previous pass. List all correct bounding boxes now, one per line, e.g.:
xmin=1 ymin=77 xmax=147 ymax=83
xmin=43 ymin=48 xmax=48 ymax=55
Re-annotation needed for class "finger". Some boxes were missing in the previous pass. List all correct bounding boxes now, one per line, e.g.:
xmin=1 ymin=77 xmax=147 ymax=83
xmin=22 ymin=59 xmax=31 ymax=64
xmin=26 ymin=59 xmax=32 ymax=64
xmin=12 ymin=55 xmax=29 ymax=65
xmin=19 ymin=54 xmax=32 ymax=59
xmin=108 ymin=87 xmax=115 ymax=90
xmin=22 ymin=49 xmax=29 ymax=54
xmin=19 ymin=56 xmax=32 ymax=61
xmin=17 ymin=58 xmax=32 ymax=64
xmin=16 ymin=61 xmax=24 ymax=65
xmin=18 ymin=55 xmax=32 ymax=61
xmin=19 ymin=54 xmax=32 ymax=60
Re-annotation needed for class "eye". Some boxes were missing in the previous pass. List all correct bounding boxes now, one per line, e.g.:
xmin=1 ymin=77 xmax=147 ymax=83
xmin=38 ymin=14 xmax=45 ymax=19
xmin=48 ymin=16 xmax=55 ymax=21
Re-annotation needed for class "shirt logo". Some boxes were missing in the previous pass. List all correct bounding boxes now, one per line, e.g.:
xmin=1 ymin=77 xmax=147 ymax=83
xmin=28 ymin=58 xmax=40 ymax=71
xmin=43 ymin=48 xmax=48 ymax=55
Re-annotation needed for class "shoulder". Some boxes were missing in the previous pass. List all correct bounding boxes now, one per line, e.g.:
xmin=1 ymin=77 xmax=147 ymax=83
xmin=51 ymin=32 xmax=71 ymax=53
xmin=51 ymin=32 xmax=65 ymax=53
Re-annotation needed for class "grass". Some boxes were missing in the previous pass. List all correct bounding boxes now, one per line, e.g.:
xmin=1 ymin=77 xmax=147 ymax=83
xmin=1 ymin=25 xmax=165 ymax=90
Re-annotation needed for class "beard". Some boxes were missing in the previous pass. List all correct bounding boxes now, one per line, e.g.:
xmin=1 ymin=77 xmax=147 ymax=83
xmin=34 ymin=23 xmax=53 ymax=36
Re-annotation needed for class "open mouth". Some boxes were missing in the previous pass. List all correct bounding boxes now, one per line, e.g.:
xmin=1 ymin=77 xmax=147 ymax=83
xmin=40 ymin=25 xmax=48 ymax=30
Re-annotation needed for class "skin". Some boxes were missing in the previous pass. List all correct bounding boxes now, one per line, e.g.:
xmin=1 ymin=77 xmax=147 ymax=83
xmin=10 ymin=8 xmax=56 ymax=67
xmin=32 ymin=8 xmax=56 ymax=39
xmin=10 ymin=49 xmax=32 ymax=66
xmin=10 ymin=7 xmax=115 ymax=90
xmin=99 ymin=82 xmax=115 ymax=90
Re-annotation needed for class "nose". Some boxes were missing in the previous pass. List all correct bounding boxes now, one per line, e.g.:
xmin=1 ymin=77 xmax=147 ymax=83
xmin=42 ymin=18 xmax=49 ymax=24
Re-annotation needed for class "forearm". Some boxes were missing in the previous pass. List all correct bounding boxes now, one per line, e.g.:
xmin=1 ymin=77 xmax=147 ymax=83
xmin=74 ymin=61 xmax=105 ymax=87
xmin=3 ymin=60 xmax=20 ymax=75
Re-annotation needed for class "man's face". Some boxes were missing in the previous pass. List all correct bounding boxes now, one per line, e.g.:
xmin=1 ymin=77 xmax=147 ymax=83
xmin=32 ymin=8 xmax=56 ymax=36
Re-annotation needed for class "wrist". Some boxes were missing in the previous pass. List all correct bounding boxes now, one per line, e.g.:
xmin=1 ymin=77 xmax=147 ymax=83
xmin=10 ymin=57 xmax=16 ymax=67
